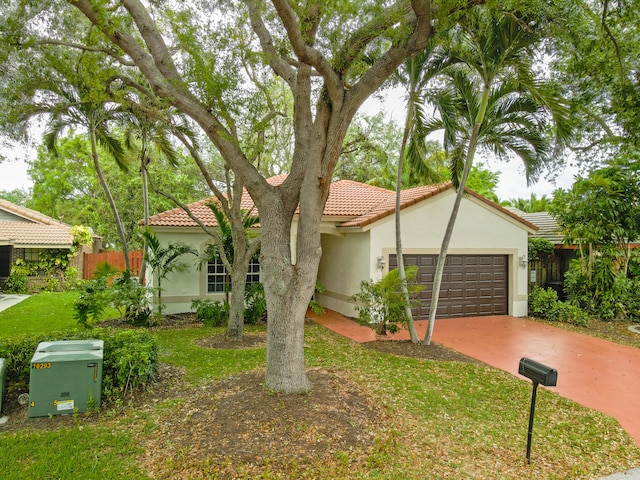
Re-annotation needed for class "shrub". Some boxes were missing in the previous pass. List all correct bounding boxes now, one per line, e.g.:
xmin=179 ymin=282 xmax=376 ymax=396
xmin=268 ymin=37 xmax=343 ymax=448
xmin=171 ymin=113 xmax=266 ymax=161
xmin=528 ymin=286 xmax=558 ymax=318
xmin=4 ymin=264 xmax=30 ymax=294
xmin=244 ymin=283 xmax=267 ymax=324
xmin=111 ymin=271 xmax=152 ymax=327
xmin=528 ymin=238 xmax=554 ymax=261
xmin=74 ymin=278 xmax=111 ymax=327
xmin=351 ymin=266 xmax=424 ymax=335
xmin=191 ymin=299 xmax=229 ymax=327
xmin=550 ymin=302 xmax=590 ymax=327
xmin=0 ymin=329 xmax=159 ymax=402
xmin=528 ymin=286 xmax=589 ymax=326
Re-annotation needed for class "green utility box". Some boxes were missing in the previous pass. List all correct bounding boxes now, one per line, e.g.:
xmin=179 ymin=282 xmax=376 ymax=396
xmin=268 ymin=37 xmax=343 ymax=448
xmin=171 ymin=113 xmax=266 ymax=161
xmin=28 ymin=340 xmax=103 ymax=418
xmin=0 ymin=358 xmax=6 ymax=415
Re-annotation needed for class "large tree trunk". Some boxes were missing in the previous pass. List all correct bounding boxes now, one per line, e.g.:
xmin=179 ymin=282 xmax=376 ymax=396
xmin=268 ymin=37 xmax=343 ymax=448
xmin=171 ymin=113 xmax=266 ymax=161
xmin=226 ymin=262 xmax=248 ymax=338
xmin=259 ymin=202 xmax=318 ymax=393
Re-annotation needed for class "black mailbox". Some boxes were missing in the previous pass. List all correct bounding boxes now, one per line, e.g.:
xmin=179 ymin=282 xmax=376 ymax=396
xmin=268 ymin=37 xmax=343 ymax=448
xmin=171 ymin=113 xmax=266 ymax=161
xmin=518 ymin=357 xmax=557 ymax=387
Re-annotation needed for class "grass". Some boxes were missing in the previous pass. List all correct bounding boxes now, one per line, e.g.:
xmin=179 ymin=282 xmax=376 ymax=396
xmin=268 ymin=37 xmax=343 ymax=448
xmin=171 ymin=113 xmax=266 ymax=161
xmin=0 ymin=425 xmax=147 ymax=480
xmin=0 ymin=291 xmax=119 ymax=337
xmin=1 ymin=292 xmax=639 ymax=479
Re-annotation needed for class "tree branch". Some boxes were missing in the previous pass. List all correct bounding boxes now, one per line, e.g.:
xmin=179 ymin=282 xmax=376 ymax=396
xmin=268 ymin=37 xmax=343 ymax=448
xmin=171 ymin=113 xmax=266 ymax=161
xmin=244 ymin=0 xmax=297 ymax=88
xmin=32 ymin=38 xmax=135 ymax=66
xmin=270 ymin=0 xmax=343 ymax=102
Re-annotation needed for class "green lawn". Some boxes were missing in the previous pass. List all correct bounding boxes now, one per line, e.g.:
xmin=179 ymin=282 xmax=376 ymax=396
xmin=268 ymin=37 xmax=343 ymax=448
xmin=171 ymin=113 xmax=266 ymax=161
xmin=1 ymin=292 xmax=639 ymax=479
xmin=0 ymin=291 xmax=119 ymax=337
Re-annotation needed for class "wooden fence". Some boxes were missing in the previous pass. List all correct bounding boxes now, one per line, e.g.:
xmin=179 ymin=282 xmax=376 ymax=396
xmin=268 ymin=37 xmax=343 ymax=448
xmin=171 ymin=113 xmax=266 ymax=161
xmin=82 ymin=251 xmax=144 ymax=279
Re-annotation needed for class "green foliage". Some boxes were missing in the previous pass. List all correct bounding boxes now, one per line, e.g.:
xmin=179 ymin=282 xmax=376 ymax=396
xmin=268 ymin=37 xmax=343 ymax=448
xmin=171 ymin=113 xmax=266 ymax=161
xmin=3 ymin=264 xmax=30 ymax=294
xmin=0 ymin=328 xmax=158 ymax=402
xmin=528 ymin=286 xmax=589 ymax=326
xmin=308 ymin=281 xmax=327 ymax=316
xmin=191 ymin=299 xmax=229 ymax=327
xmin=564 ymin=258 xmax=640 ymax=321
xmin=244 ymin=282 xmax=266 ymax=325
xmin=528 ymin=285 xmax=559 ymax=318
xmin=73 ymin=277 xmax=110 ymax=327
xmin=74 ymin=271 xmax=153 ymax=327
xmin=351 ymin=267 xmax=424 ymax=335
xmin=551 ymin=155 xmax=640 ymax=274
xmin=528 ymin=238 xmax=554 ymax=262
xmin=111 ymin=270 xmax=152 ymax=326
xmin=142 ymin=229 xmax=197 ymax=315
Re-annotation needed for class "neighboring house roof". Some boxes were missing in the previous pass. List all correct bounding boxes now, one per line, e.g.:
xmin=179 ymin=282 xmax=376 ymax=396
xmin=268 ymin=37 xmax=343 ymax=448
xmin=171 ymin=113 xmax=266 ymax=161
xmin=505 ymin=208 xmax=564 ymax=245
xmin=0 ymin=200 xmax=74 ymax=248
xmin=148 ymin=177 xmax=537 ymax=232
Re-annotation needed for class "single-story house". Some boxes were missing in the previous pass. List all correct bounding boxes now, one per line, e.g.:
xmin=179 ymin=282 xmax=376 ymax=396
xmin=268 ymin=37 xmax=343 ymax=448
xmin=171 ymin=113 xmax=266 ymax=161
xmin=147 ymin=175 xmax=537 ymax=320
xmin=0 ymin=199 xmax=99 ymax=287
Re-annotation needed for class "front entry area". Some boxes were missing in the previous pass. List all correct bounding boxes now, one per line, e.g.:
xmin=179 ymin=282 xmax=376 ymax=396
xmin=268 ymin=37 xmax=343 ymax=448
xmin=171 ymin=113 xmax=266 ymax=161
xmin=390 ymin=254 xmax=508 ymax=319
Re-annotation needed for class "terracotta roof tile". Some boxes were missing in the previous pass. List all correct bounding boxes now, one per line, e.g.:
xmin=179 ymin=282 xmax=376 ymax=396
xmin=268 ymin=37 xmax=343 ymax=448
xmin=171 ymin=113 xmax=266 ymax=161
xmin=147 ymin=176 xmax=537 ymax=232
xmin=0 ymin=199 xmax=70 ymax=226
xmin=0 ymin=221 xmax=73 ymax=247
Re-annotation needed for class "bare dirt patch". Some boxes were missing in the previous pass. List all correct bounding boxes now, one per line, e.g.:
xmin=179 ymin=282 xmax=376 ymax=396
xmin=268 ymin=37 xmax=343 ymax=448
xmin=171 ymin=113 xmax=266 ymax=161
xmin=139 ymin=368 xmax=384 ymax=478
xmin=196 ymin=332 xmax=266 ymax=349
xmin=363 ymin=338 xmax=482 ymax=363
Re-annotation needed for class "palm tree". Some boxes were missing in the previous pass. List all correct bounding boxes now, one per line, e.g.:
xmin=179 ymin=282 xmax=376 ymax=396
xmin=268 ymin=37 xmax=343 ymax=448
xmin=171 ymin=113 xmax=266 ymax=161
xmin=394 ymin=43 xmax=450 ymax=343
xmin=123 ymin=99 xmax=191 ymax=283
xmin=142 ymin=229 xmax=197 ymax=316
xmin=422 ymin=10 xmax=572 ymax=344
xmin=24 ymin=84 xmax=132 ymax=270
xmin=508 ymin=193 xmax=552 ymax=212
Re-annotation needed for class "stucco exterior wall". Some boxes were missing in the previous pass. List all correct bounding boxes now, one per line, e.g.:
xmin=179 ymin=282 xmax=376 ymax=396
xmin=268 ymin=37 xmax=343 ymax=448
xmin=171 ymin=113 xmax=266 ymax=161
xmin=316 ymin=232 xmax=370 ymax=317
xmin=147 ymin=228 xmax=227 ymax=314
xmin=324 ymin=190 xmax=530 ymax=318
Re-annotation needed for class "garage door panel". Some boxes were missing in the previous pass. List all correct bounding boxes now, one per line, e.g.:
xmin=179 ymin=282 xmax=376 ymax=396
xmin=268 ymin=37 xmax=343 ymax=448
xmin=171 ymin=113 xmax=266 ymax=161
xmin=390 ymin=254 xmax=508 ymax=319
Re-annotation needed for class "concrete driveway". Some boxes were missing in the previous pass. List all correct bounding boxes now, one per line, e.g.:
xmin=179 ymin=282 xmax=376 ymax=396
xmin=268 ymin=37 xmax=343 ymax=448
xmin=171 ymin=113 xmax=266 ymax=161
xmin=0 ymin=294 xmax=29 ymax=313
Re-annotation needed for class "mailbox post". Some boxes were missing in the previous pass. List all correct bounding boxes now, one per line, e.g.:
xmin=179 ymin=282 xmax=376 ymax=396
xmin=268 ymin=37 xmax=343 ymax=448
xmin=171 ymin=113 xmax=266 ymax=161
xmin=518 ymin=357 xmax=557 ymax=463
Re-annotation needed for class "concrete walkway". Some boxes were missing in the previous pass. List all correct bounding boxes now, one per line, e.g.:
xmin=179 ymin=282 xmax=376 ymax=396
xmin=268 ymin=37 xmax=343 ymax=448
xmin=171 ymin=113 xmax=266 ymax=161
xmin=0 ymin=294 xmax=29 ymax=313
xmin=309 ymin=310 xmax=640 ymax=449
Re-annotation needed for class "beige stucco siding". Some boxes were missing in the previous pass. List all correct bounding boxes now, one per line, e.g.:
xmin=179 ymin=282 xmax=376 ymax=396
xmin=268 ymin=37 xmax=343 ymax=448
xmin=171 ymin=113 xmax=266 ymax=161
xmin=366 ymin=190 xmax=529 ymax=317
xmin=146 ymin=228 xmax=227 ymax=314
xmin=316 ymin=232 xmax=371 ymax=316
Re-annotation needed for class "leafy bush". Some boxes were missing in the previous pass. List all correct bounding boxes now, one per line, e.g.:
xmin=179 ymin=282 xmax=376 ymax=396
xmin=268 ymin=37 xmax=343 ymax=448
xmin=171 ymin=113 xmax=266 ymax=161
xmin=111 ymin=271 xmax=152 ymax=326
xmin=0 ymin=329 xmax=158 ymax=402
xmin=528 ymin=238 xmax=554 ymax=261
xmin=244 ymin=283 xmax=267 ymax=324
xmin=351 ymin=266 xmax=424 ymax=335
xmin=564 ymin=258 xmax=639 ymax=321
xmin=74 ymin=271 xmax=153 ymax=327
xmin=191 ymin=298 xmax=229 ymax=327
xmin=528 ymin=286 xmax=589 ymax=326
xmin=4 ymin=264 xmax=30 ymax=294
xmin=74 ymin=277 xmax=111 ymax=327
xmin=528 ymin=286 xmax=558 ymax=318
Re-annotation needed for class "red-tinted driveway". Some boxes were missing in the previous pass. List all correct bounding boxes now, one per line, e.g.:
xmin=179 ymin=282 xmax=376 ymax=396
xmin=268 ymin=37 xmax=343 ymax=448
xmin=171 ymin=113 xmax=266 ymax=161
xmin=309 ymin=310 xmax=640 ymax=447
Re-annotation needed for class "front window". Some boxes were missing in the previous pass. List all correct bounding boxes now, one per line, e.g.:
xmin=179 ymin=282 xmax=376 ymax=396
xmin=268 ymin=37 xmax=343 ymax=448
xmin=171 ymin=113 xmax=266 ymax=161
xmin=207 ymin=256 xmax=261 ymax=293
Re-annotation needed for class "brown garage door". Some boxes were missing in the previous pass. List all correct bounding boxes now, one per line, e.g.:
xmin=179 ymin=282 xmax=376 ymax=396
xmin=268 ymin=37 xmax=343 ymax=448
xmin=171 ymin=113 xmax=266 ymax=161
xmin=389 ymin=254 xmax=508 ymax=319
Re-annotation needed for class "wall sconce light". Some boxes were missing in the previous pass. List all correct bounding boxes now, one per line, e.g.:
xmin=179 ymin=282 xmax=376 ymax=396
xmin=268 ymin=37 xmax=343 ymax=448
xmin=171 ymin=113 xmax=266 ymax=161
xmin=377 ymin=255 xmax=386 ymax=270
xmin=519 ymin=255 xmax=528 ymax=269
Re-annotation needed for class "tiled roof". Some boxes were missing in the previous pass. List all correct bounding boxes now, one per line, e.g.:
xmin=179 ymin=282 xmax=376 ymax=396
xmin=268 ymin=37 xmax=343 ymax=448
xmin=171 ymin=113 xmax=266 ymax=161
xmin=506 ymin=209 xmax=564 ymax=244
xmin=338 ymin=182 xmax=450 ymax=227
xmin=147 ymin=176 xmax=537 ymax=231
xmin=0 ymin=222 xmax=73 ymax=247
xmin=0 ymin=200 xmax=74 ymax=247
xmin=0 ymin=199 xmax=69 ymax=226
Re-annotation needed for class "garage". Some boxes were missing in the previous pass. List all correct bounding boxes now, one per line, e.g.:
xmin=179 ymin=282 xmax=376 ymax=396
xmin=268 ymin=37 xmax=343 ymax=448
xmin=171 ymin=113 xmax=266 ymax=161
xmin=390 ymin=254 xmax=508 ymax=319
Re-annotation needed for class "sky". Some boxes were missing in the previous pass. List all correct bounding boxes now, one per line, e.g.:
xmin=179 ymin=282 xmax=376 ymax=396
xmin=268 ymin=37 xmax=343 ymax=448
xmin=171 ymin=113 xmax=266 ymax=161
xmin=0 ymin=87 xmax=579 ymax=201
